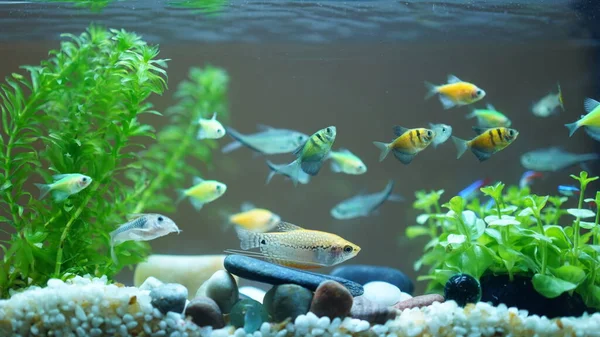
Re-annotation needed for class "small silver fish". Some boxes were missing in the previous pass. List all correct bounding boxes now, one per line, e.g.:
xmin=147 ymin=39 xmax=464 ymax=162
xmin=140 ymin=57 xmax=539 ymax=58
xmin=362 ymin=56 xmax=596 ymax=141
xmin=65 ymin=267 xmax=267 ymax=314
xmin=330 ymin=180 xmax=404 ymax=220
xmin=520 ymin=147 xmax=599 ymax=172
xmin=34 ymin=173 xmax=92 ymax=202
xmin=222 ymin=125 xmax=309 ymax=155
xmin=110 ymin=214 xmax=181 ymax=264
xmin=265 ymin=160 xmax=311 ymax=185
xmin=531 ymin=82 xmax=564 ymax=117
xmin=428 ymin=123 xmax=453 ymax=148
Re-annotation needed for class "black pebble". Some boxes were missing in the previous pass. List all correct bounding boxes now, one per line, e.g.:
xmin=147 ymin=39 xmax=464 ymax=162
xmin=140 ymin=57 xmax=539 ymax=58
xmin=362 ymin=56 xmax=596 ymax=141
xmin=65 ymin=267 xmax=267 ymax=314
xmin=444 ymin=273 xmax=481 ymax=307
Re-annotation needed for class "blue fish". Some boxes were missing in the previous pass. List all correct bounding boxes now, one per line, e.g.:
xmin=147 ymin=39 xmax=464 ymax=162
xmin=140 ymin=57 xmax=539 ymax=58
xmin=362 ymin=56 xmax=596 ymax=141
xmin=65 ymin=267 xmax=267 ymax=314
xmin=558 ymin=185 xmax=580 ymax=197
xmin=458 ymin=178 xmax=491 ymax=201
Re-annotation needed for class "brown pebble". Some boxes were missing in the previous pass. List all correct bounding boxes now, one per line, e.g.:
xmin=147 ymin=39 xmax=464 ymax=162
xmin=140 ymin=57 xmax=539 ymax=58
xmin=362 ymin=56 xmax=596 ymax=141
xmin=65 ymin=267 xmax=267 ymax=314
xmin=185 ymin=296 xmax=225 ymax=328
xmin=351 ymin=296 xmax=397 ymax=324
xmin=309 ymin=280 xmax=353 ymax=319
xmin=128 ymin=296 xmax=137 ymax=305
xmin=393 ymin=294 xmax=445 ymax=311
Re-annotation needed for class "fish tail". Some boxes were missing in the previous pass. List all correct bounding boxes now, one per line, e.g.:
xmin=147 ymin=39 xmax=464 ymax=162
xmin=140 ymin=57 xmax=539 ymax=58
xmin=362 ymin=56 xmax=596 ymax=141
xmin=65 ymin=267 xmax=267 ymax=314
xmin=564 ymin=122 xmax=580 ymax=137
xmin=372 ymin=141 xmax=391 ymax=162
xmin=176 ymin=189 xmax=187 ymax=203
xmin=579 ymin=153 xmax=600 ymax=163
xmin=465 ymin=109 xmax=477 ymax=119
xmin=34 ymin=183 xmax=52 ymax=200
xmin=288 ymin=159 xmax=302 ymax=187
xmin=451 ymin=136 xmax=469 ymax=159
xmin=424 ymin=81 xmax=438 ymax=100
xmin=221 ymin=141 xmax=242 ymax=154
xmin=234 ymin=226 xmax=263 ymax=250
xmin=557 ymin=82 xmax=565 ymax=111
xmin=218 ymin=209 xmax=234 ymax=232
xmin=265 ymin=160 xmax=279 ymax=184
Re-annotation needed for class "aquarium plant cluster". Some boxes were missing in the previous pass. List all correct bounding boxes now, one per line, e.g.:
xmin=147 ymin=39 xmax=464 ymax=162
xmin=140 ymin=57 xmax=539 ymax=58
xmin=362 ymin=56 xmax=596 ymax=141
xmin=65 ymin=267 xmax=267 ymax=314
xmin=0 ymin=25 xmax=229 ymax=298
xmin=408 ymin=171 xmax=600 ymax=310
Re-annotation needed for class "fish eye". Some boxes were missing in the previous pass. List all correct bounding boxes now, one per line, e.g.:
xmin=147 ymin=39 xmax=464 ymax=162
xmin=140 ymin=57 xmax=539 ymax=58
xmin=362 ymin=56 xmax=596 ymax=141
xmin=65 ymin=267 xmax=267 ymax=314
xmin=427 ymin=130 xmax=432 ymax=137
xmin=298 ymin=136 xmax=304 ymax=142
xmin=509 ymin=130 xmax=514 ymax=136
xmin=82 ymin=177 xmax=87 ymax=182
xmin=476 ymin=90 xmax=482 ymax=96
xmin=217 ymin=129 xmax=223 ymax=133
xmin=343 ymin=245 xmax=353 ymax=253
xmin=157 ymin=216 xmax=163 ymax=222
xmin=216 ymin=185 xmax=221 ymax=191
xmin=442 ymin=127 xmax=446 ymax=132
xmin=326 ymin=127 xmax=331 ymax=134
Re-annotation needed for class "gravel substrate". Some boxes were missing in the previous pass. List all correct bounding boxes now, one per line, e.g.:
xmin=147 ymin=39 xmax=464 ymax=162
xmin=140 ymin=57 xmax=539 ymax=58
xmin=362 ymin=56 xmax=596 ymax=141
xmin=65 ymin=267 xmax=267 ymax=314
xmin=1 ymin=275 xmax=599 ymax=337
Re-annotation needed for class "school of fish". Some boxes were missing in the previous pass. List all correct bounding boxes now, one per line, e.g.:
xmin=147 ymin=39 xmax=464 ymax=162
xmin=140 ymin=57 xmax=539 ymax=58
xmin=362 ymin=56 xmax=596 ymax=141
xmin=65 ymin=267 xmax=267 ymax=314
xmin=32 ymin=73 xmax=600 ymax=270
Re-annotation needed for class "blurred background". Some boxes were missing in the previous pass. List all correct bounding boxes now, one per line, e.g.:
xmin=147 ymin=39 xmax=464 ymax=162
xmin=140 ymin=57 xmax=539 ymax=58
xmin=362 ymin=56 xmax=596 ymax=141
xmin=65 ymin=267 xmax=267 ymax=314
xmin=1 ymin=0 xmax=600 ymax=295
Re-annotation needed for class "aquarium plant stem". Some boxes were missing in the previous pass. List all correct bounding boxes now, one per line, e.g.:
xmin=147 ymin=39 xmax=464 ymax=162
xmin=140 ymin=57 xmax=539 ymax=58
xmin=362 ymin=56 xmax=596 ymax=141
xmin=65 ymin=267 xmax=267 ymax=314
xmin=572 ymin=183 xmax=587 ymax=265
xmin=536 ymin=216 xmax=548 ymax=275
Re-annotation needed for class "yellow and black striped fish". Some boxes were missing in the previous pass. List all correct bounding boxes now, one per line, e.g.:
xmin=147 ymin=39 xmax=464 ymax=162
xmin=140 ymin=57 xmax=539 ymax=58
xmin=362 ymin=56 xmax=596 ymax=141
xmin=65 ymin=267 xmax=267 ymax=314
xmin=452 ymin=127 xmax=519 ymax=162
xmin=373 ymin=125 xmax=436 ymax=164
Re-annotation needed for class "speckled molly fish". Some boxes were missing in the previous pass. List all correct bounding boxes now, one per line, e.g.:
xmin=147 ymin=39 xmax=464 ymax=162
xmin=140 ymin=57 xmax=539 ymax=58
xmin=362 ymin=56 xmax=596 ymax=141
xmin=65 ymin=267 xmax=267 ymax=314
xmin=225 ymin=221 xmax=360 ymax=270
xmin=452 ymin=127 xmax=519 ymax=162
xmin=110 ymin=214 xmax=181 ymax=265
xmin=372 ymin=125 xmax=435 ymax=164
xmin=331 ymin=180 xmax=404 ymax=220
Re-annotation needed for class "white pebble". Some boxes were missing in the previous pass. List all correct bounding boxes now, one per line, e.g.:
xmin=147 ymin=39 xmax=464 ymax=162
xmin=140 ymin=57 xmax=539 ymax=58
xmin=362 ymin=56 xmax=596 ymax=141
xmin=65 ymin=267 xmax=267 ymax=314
xmin=316 ymin=316 xmax=330 ymax=330
xmin=123 ymin=314 xmax=134 ymax=323
xmin=234 ymin=327 xmax=246 ymax=337
xmin=363 ymin=281 xmax=402 ymax=307
xmin=74 ymin=306 xmax=87 ymax=322
xmin=311 ymin=328 xmax=325 ymax=336
xmin=126 ymin=321 xmax=138 ymax=330
xmin=354 ymin=320 xmax=370 ymax=332
xmin=275 ymin=329 xmax=288 ymax=337
xmin=260 ymin=322 xmax=270 ymax=335
xmin=399 ymin=292 xmax=413 ymax=302
xmin=47 ymin=279 xmax=64 ymax=288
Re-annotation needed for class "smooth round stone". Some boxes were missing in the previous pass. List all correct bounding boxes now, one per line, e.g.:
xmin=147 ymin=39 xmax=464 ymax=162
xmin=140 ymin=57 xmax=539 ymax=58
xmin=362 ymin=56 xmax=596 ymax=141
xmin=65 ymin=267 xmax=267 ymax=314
xmin=196 ymin=270 xmax=239 ymax=314
xmin=444 ymin=273 xmax=481 ymax=307
xmin=224 ymin=255 xmax=363 ymax=296
xmin=150 ymin=283 xmax=188 ymax=314
xmin=134 ymin=254 xmax=235 ymax=300
xmin=263 ymin=284 xmax=313 ymax=322
xmin=239 ymin=286 xmax=267 ymax=304
xmin=351 ymin=296 xmax=396 ymax=324
xmin=363 ymin=281 xmax=402 ymax=307
xmin=309 ymin=280 xmax=353 ymax=319
xmin=230 ymin=299 xmax=269 ymax=333
xmin=330 ymin=264 xmax=414 ymax=294
xmin=185 ymin=296 xmax=225 ymax=328
xmin=139 ymin=276 xmax=164 ymax=292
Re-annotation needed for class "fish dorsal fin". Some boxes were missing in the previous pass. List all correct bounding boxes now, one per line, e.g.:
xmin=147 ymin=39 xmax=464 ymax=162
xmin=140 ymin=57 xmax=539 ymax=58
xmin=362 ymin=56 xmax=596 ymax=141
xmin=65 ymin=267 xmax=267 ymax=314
xmin=584 ymin=97 xmax=600 ymax=114
xmin=52 ymin=173 xmax=72 ymax=181
xmin=193 ymin=176 xmax=205 ymax=185
xmin=338 ymin=148 xmax=353 ymax=155
xmin=447 ymin=74 xmax=462 ymax=84
xmin=241 ymin=202 xmax=256 ymax=212
xmin=256 ymin=124 xmax=275 ymax=131
xmin=472 ymin=126 xmax=490 ymax=135
xmin=211 ymin=112 xmax=217 ymax=120
xmin=486 ymin=103 xmax=496 ymax=111
xmin=393 ymin=125 xmax=409 ymax=137
xmin=275 ymin=221 xmax=304 ymax=232
xmin=126 ymin=213 xmax=148 ymax=221
xmin=292 ymin=142 xmax=306 ymax=156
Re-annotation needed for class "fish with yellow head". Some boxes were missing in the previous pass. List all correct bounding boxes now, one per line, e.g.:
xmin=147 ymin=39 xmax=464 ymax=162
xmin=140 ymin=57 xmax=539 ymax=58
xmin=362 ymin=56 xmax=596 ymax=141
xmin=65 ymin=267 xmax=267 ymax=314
xmin=226 ymin=222 xmax=360 ymax=270
xmin=452 ymin=127 xmax=519 ymax=162
xmin=372 ymin=125 xmax=436 ymax=164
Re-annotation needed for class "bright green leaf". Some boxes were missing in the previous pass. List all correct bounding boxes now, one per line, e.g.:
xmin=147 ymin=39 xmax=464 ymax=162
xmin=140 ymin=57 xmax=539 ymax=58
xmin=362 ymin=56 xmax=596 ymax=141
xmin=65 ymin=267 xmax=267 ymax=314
xmin=532 ymin=273 xmax=577 ymax=298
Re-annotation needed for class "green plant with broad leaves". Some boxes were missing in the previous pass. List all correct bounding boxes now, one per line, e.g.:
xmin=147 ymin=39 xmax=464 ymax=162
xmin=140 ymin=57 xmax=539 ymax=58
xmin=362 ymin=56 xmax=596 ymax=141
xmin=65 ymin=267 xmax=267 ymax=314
xmin=0 ymin=24 xmax=229 ymax=298
xmin=407 ymin=172 xmax=600 ymax=310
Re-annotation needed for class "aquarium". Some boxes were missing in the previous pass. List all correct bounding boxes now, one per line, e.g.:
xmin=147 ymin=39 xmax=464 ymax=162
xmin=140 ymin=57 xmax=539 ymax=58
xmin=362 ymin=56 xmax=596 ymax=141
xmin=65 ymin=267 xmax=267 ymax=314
xmin=1 ymin=0 xmax=600 ymax=336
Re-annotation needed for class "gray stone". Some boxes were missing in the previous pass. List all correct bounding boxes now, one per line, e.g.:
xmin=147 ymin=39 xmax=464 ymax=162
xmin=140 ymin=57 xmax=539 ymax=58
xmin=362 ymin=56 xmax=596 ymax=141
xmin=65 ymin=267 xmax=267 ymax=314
xmin=351 ymin=295 xmax=396 ymax=324
xmin=150 ymin=283 xmax=188 ymax=314
xmin=263 ymin=284 xmax=313 ymax=321
xmin=196 ymin=270 xmax=239 ymax=314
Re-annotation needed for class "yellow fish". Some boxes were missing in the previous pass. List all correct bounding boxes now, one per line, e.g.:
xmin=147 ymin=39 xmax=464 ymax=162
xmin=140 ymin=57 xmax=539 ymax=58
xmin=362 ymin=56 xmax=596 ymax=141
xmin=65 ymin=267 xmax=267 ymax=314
xmin=425 ymin=74 xmax=486 ymax=109
xmin=452 ymin=127 xmax=519 ymax=162
xmin=226 ymin=202 xmax=281 ymax=233
xmin=226 ymin=222 xmax=361 ymax=270
xmin=372 ymin=125 xmax=435 ymax=164
xmin=177 ymin=177 xmax=227 ymax=211
xmin=565 ymin=97 xmax=600 ymax=139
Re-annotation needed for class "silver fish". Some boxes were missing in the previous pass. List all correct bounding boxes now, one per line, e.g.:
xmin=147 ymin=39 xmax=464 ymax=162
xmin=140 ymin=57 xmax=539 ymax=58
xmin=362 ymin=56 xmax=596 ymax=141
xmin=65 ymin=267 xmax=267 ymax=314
xmin=330 ymin=180 xmax=404 ymax=220
xmin=520 ymin=147 xmax=599 ymax=172
xmin=222 ymin=124 xmax=309 ymax=155
xmin=531 ymin=82 xmax=564 ymax=118
xmin=429 ymin=123 xmax=453 ymax=148
xmin=265 ymin=160 xmax=311 ymax=185
xmin=110 ymin=214 xmax=181 ymax=264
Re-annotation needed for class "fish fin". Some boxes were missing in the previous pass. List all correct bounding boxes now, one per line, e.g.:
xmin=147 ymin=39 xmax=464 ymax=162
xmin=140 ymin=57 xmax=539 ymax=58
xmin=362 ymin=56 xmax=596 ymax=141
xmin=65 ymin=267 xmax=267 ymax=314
xmin=447 ymin=74 xmax=462 ymax=84
xmin=34 ymin=183 xmax=52 ymax=200
xmin=176 ymin=189 xmax=187 ymax=204
xmin=301 ymin=160 xmax=323 ymax=176
xmin=472 ymin=126 xmax=490 ymax=135
xmin=388 ymin=194 xmax=405 ymax=202
xmin=256 ymin=124 xmax=275 ymax=131
xmin=233 ymin=226 xmax=263 ymax=250
xmin=565 ymin=122 xmax=580 ymax=137
xmin=392 ymin=150 xmax=415 ymax=165
xmin=223 ymin=249 xmax=268 ymax=259
xmin=211 ymin=112 xmax=217 ymax=120
xmin=451 ymin=136 xmax=469 ymax=159
xmin=52 ymin=174 xmax=71 ymax=181
xmin=52 ymin=190 xmax=70 ymax=203
xmin=196 ymin=128 xmax=207 ymax=140
xmin=217 ymin=209 xmax=234 ymax=232
xmin=189 ymin=198 xmax=205 ymax=211
xmin=439 ymin=94 xmax=456 ymax=109
xmin=424 ymin=81 xmax=438 ymax=100
xmin=584 ymin=126 xmax=600 ymax=142
xmin=465 ymin=110 xmax=477 ymax=119
xmin=330 ymin=161 xmax=342 ymax=173
xmin=584 ymin=97 xmax=600 ymax=114
xmin=393 ymin=125 xmax=409 ymax=137
xmin=240 ymin=202 xmax=255 ymax=212
xmin=471 ymin=147 xmax=492 ymax=162
xmin=557 ymin=82 xmax=565 ymax=112
xmin=275 ymin=221 xmax=304 ymax=232
xmin=292 ymin=142 xmax=306 ymax=156
xmin=193 ymin=176 xmax=205 ymax=185
xmin=223 ymin=249 xmax=328 ymax=269
xmin=288 ymin=159 xmax=303 ymax=187
xmin=225 ymin=127 xmax=263 ymax=153
xmin=265 ymin=160 xmax=278 ymax=184
xmin=221 ymin=141 xmax=242 ymax=154
xmin=126 ymin=213 xmax=148 ymax=221
xmin=486 ymin=103 xmax=496 ymax=111
xmin=372 ymin=141 xmax=391 ymax=162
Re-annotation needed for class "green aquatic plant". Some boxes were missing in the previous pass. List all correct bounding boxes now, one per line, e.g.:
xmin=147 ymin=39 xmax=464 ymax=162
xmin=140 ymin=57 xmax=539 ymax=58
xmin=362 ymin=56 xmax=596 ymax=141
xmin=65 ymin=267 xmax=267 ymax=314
xmin=168 ymin=0 xmax=227 ymax=16
xmin=33 ymin=0 xmax=120 ymax=12
xmin=0 ymin=25 xmax=229 ymax=298
xmin=407 ymin=171 xmax=600 ymax=310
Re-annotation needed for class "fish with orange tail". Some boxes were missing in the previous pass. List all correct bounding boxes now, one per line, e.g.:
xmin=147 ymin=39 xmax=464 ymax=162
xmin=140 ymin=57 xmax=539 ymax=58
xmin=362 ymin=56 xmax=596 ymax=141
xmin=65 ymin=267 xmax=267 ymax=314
xmin=372 ymin=125 xmax=435 ymax=164
xmin=425 ymin=74 xmax=486 ymax=109
xmin=452 ymin=127 xmax=519 ymax=162
xmin=225 ymin=222 xmax=360 ymax=269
